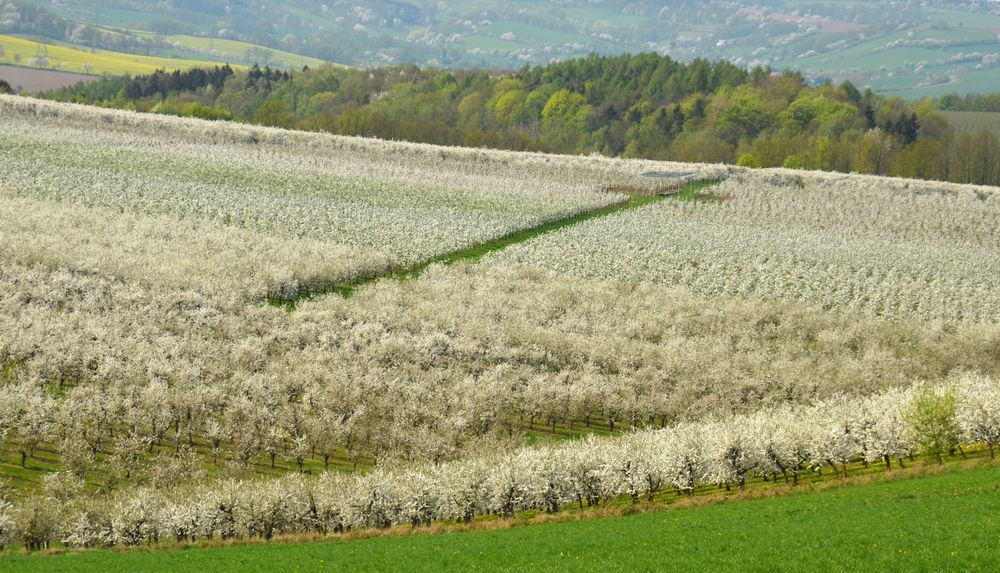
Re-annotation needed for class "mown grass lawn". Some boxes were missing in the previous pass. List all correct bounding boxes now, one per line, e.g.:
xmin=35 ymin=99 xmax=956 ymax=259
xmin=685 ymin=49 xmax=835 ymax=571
xmin=4 ymin=462 xmax=998 ymax=572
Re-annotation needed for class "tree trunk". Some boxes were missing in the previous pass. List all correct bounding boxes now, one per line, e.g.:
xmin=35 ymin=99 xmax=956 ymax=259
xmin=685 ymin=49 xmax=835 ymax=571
xmin=827 ymin=460 xmax=839 ymax=478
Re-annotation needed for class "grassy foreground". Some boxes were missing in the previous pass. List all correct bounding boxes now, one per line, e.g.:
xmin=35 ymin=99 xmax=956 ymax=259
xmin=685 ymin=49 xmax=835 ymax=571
xmin=4 ymin=461 xmax=998 ymax=572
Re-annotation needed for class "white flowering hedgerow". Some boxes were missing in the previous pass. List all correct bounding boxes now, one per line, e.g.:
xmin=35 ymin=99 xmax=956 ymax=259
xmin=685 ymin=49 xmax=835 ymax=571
xmin=2 ymin=377 xmax=998 ymax=548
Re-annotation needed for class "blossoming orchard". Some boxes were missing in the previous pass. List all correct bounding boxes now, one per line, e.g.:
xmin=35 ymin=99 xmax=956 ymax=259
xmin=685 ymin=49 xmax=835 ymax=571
xmin=1 ymin=95 xmax=999 ymax=552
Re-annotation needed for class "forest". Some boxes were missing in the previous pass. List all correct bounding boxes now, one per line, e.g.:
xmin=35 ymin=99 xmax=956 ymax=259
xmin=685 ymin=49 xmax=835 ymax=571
xmin=44 ymin=53 xmax=1000 ymax=186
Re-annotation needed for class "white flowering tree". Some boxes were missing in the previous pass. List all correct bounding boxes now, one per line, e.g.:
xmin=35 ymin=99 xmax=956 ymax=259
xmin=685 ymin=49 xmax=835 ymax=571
xmin=111 ymin=488 xmax=163 ymax=546
xmin=956 ymin=374 xmax=1000 ymax=458
xmin=7 ymin=382 xmax=53 ymax=468
xmin=703 ymin=420 xmax=760 ymax=491
xmin=0 ymin=498 xmax=14 ymax=551
xmin=657 ymin=425 xmax=707 ymax=496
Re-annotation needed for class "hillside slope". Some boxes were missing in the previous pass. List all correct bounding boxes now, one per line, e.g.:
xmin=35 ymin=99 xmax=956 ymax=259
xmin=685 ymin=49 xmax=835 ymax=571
xmin=7 ymin=0 xmax=1000 ymax=96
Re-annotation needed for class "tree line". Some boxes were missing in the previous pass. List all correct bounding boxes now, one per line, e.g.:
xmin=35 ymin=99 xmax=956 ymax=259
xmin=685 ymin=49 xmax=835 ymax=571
xmin=42 ymin=53 xmax=1000 ymax=185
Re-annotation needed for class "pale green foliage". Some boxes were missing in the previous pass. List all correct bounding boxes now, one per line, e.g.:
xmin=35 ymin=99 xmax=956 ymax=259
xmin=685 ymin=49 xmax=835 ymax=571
xmin=736 ymin=153 xmax=759 ymax=168
xmin=779 ymin=94 xmax=860 ymax=134
xmin=542 ymin=89 xmax=589 ymax=122
xmin=906 ymin=387 xmax=962 ymax=463
xmin=716 ymin=85 xmax=770 ymax=137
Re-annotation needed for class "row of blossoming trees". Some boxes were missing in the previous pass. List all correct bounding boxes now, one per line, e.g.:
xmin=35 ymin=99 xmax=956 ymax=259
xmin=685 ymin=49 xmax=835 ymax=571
xmin=5 ymin=261 xmax=1000 ymax=483
xmin=2 ymin=375 xmax=998 ymax=550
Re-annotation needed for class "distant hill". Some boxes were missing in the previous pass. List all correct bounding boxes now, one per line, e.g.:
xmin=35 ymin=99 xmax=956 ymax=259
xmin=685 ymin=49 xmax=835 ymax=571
xmin=0 ymin=1 xmax=332 ymax=72
xmin=6 ymin=1 xmax=1000 ymax=97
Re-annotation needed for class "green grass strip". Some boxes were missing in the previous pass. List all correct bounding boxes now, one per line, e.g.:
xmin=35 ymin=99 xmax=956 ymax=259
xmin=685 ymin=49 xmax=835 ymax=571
xmin=6 ymin=461 xmax=998 ymax=572
xmin=272 ymin=179 xmax=719 ymax=307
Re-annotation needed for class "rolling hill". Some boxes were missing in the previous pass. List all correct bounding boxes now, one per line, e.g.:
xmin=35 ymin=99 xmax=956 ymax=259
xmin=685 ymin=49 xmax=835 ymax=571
xmin=5 ymin=0 xmax=1000 ymax=97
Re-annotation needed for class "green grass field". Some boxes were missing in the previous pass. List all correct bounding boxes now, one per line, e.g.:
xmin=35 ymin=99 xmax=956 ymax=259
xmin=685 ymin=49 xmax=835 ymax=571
xmin=133 ymin=34 xmax=332 ymax=69
xmin=4 ymin=461 xmax=997 ymax=572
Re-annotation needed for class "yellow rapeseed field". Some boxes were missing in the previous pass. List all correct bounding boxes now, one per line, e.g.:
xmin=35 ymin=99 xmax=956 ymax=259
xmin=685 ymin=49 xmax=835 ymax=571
xmin=0 ymin=34 xmax=223 ymax=76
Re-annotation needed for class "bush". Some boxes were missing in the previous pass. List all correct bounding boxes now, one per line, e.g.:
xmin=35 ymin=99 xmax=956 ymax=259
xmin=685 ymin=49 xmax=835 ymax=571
xmin=783 ymin=154 xmax=805 ymax=169
xmin=737 ymin=153 xmax=760 ymax=168
xmin=181 ymin=102 xmax=233 ymax=121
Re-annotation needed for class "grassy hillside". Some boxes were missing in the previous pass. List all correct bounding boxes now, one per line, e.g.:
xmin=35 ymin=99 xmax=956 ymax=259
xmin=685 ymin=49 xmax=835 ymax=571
xmin=0 ymin=34 xmax=223 ymax=76
xmin=4 ymin=462 xmax=998 ymax=572
xmin=135 ymin=34 xmax=331 ymax=69
xmin=11 ymin=0 xmax=1000 ymax=94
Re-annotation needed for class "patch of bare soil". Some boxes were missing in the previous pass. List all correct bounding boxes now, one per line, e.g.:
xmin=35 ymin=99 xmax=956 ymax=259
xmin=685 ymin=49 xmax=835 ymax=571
xmin=0 ymin=65 xmax=97 ymax=93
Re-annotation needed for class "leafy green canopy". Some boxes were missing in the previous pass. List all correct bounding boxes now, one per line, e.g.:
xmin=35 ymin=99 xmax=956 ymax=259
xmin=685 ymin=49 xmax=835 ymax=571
xmin=42 ymin=52 xmax=1000 ymax=186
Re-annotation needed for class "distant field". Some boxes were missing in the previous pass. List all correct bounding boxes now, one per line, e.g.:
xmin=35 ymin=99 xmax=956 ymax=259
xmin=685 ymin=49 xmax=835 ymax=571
xmin=0 ymin=34 xmax=223 ymax=76
xmin=0 ymin=65 xmax=96 ymax=92
xmin=135 ymin=33 xmax=332 ymax=69
xmin=767 ymin=5 xmax=1000 ymax=98
xmin=940 ymin=110 xmax=1000 ymax=135
xmin=4 ymin=462 xmax=998 ymax=572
